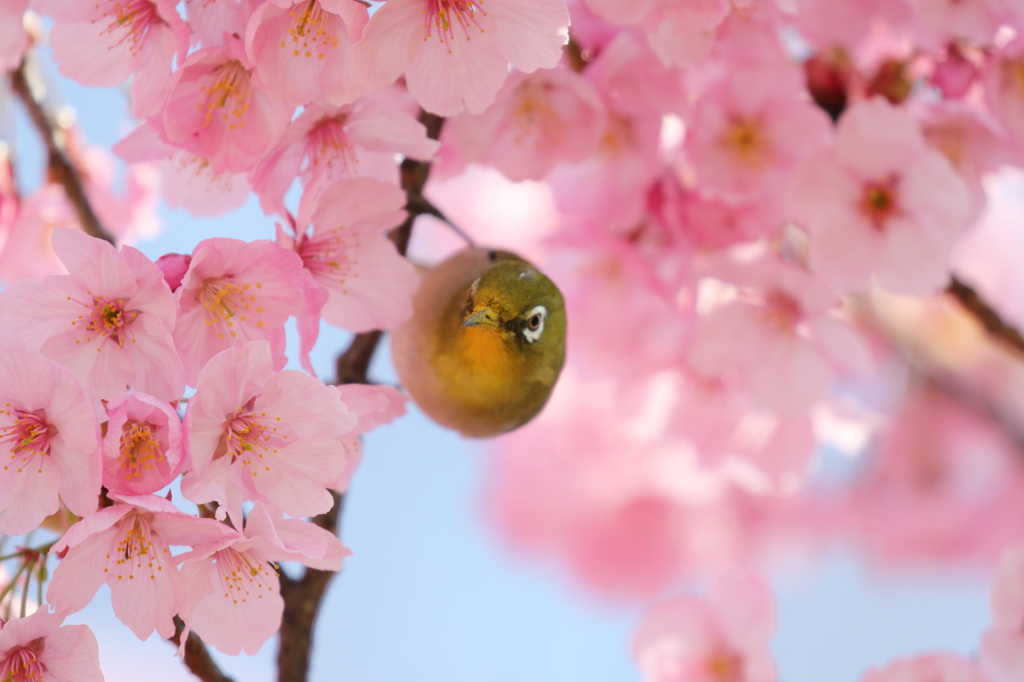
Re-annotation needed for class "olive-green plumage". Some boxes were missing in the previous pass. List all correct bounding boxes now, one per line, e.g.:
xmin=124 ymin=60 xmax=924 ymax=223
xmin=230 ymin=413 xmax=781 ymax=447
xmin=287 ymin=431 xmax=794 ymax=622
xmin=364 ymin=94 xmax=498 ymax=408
xmin=390 ymin=247 xmax=567 ymax=438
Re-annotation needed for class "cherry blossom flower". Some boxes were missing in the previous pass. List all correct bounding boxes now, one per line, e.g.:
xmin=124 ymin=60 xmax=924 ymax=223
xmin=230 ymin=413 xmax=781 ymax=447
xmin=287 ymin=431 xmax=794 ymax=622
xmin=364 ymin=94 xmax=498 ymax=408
xmin=846 ymin=383 xmax=1024 ymax=568
xmin=906 ymin=0 xmax=1007 ymax=49
xmin=983 ymin=544 xmax=1024 ymax=680
xmin=154 ymin=253 xmax=191 ymax=292
xmin=983 ymin=38 xmax=1024 ymax=155
xmin=172 ymin=238 xmax=304 ymax=384
xmin=0 ymin=227 xmax=185 ymax=403
xmin=39 ymin=0 xmax=190 ymax=117
xmin=101 ymin=392 xmax=187 ymax=496
xmin=687 ymin=61 xmax=832 ymax=204
xmin=0 ymin=0 xmax=29 ymax=71
xmin=689 ymin=254 xmax=870 ymax=414
xmin=181 ymin=341 xmax=356 ymax=517
xmin=919 ymin=103 xmax=1012 ymax=221
xmin=47 ymin=493 xmax=232 ymax=640
xmin=176 ymin=502 xmax=349 ymax=655
xmin=0 ymin=610 xmax=102 ymax=682
xmin=487 ymin=374 xmax=746 ymax=598
xmin=863 ymin=653 xmax=992 ymax=682
xmin=789 ymin=97 xmax=973 ymax=296
xmin=439 ymin=67 xmax=607 ymax=182
xmin=278 ymin=178 xmax=417 ymax=357
xmin=332 ymin=383 xmax=407 ymax=491
xmin=632 ymin=569 xmax=777 ymax=682
xmin=354 ymin=0 xmax=570 ymax=116
xmin=184 ymin=0 xmax=252 ymax=47
xmin=0 ymin=185 xmax=76 ymax=284
xmin=115 ymin=120 xmax=252 ymax=218
xmin=160 ymin=36 xmax=291 ymax=175
xmin=245 ymin=0 xmax=368 ymax=109
xmin=796 ymin=0 xmax=912 ymax=51
xmin=250 ymin=96 xmax=439 ymax=223
xmin=0 ymin=340 xmax=99 ymax=536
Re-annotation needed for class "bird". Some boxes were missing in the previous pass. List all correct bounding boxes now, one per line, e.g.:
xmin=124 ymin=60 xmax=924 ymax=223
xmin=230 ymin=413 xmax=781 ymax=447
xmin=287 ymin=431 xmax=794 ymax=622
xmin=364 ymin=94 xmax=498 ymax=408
xmin=390 ymin=247 xmax=566 ymax=438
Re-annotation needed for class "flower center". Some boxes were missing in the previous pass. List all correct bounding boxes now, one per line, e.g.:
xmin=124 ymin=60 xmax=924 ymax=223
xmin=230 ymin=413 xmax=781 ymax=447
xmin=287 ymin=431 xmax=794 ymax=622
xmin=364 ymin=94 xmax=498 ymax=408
xmin=763 ymin=291 xmax=801 ymax=332
xmin=307 ymin=117 xmax=358 ymax=176
xmin=0 ymin=646 xmax=45 ymax=682
xmin=97 ymin=0 xmax=159 ymax=57
xmin=0 ymin=409 xmax=52 ymax=459
xmin=284 ymin=0 xmax=338 ymax=61
xmin=74 ymin=295 xmax=136 ymax=348
xmin=721 ymin=118 xmax=766 ymax=166
xmin=860 ymin=180 xmax=900 ymax=229
xmin=118 ymin=420 xmax=165 ymax=481
xmin=215 ymin=548 xmax=278 ymax=605
xmin=198 ymin=277 xmax=262 ymax=340
xmin=220 ymin=401 xmax=283 ymax=480
xmin=105 ymin=513 xmax=169 ymax=583
xmin=706 ymin=651 xmax=743 ymax=681
xmin=423 ymin=0 xmax=486 ymax=51
xmin=199 ymin=61 xmax=253 ymax=131
xmin=296 ymin=230 xmax=356 ymax=291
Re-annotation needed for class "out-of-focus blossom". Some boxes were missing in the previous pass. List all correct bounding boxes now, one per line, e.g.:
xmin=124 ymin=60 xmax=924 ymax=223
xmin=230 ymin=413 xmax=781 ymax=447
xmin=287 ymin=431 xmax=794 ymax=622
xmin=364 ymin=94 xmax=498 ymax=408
xmin=439 ymin=67 xmax=607 ymax=182
xmin=689 ymin=254 xmax=870 ymax=414
xmin=906 ymin=0 xmax=1007 ymax=49
xmin=354 ymin=0 xmax=570 ymax=116
xmin=632 ymin=569 xmax=777 ymax=682
xmin=920 ymin=102 xmax=1012 ymax=221
xmin=984 ymin=38 xmax=1024 ymax=156
xmin=0 ymin=610 xmax=103 ymax=682
xmin=846 ymin=382 xmax=1024 ymax=568
xmin=47 ymin=493 xmax=232 ymax=640
xmin=789 ymin=97 xmax=972 ymax=296
xmin=796 ymin=0 xmax=912 ymax=51
xmin=982 ymin=544 xmax=1024 ymax=680
xmin=0 ymin=0 xmax=29 ymax=71
xmin=101 ymin=392 xmax=187 ymax=496
xmin=687 ymin=61 xmax=832 ymax=204
xmin=863 ymin=653 xmax=992 ymax=682
xmin=0 ymin=340 xmax=99 ymax=536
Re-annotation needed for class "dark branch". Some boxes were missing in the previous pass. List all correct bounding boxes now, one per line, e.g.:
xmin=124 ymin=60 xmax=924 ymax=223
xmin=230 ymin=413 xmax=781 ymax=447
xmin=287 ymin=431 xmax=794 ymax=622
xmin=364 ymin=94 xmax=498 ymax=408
xmin=9 ymin=55 xmax=115 ymax=244
xmin=947 ymin=276 xmax=1024 ymax=356
xmin=276 ymin=111 xmax=445 ymax=682
xmin=565 ymin=35 xmax=589 ymax=72
xmin=171 ymin=617 xmax=235 ymax=682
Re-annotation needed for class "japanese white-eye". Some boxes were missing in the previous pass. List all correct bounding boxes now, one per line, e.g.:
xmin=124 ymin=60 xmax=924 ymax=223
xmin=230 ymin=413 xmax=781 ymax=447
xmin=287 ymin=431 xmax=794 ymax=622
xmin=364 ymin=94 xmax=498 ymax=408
xmin=391 ymin=247 xmax=567 ymax=438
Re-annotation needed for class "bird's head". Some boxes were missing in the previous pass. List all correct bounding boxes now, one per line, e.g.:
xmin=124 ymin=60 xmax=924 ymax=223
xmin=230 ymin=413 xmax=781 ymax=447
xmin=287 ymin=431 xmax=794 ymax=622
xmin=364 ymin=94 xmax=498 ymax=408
xmin=459 ymin=258 xmax=566 ymax=366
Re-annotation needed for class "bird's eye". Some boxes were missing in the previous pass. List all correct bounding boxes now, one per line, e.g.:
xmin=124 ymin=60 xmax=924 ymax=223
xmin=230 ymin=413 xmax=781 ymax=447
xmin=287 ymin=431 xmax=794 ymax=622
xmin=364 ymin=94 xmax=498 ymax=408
xmin=522 ymin=306 xmax=547 ymax=344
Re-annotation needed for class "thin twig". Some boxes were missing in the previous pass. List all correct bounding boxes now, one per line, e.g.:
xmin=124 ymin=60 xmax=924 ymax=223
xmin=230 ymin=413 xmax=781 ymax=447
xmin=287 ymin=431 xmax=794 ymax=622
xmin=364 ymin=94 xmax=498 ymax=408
xmin=407 ymin=195 xmax=475 ymax=246
xmin=171 ymin=617 xmax=236 ymax=682
xmin=276 ymin=111 xmax=445 ymax=682
xmin=9 ymin=55 xmax=114 ymax=244
xmin=946 ymin=276 xmax=1024 ymax=356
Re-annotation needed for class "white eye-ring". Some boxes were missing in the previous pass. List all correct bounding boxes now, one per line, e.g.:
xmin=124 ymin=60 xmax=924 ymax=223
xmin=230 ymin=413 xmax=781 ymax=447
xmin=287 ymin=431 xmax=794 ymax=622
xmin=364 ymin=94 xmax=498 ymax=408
xmin=522 ymin=305 xmax=547 ymax=344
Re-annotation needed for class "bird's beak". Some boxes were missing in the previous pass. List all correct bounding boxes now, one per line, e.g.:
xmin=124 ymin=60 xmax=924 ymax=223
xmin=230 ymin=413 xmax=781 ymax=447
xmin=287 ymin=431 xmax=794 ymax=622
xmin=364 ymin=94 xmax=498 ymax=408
xmin=462 ymin=307 xmax=500 ymax=328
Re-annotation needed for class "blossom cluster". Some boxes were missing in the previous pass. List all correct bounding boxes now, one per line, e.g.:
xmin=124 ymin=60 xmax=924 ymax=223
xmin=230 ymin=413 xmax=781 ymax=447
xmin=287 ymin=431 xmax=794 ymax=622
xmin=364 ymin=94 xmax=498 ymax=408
xmin=0 ymin=0 xmax=1023 ymax=679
